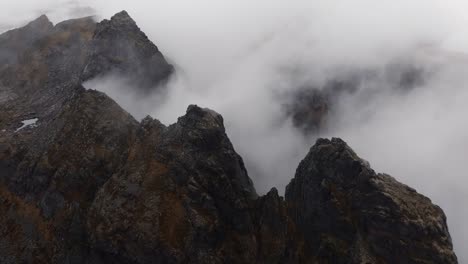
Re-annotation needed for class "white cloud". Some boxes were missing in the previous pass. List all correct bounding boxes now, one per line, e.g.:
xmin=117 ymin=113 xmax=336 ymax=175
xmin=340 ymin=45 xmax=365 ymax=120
xmin=2 ymin=0 xmax=468 ymax=261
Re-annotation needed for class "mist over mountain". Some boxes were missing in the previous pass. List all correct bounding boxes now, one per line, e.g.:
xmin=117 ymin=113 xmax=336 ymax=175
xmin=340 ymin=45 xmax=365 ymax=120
xmin=0 ymin=1 xmax=467 ymax=263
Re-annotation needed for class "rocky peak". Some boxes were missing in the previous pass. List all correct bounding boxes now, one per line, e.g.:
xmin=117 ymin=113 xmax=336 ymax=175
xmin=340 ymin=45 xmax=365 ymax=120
xmin=169 ymin=105 xmax=257 ymax=198
xmin=291 ymin=137 xmax=369 ymax=185
xmin=285 ymin=64 xmax=427 ymax=134
xmin=52 ymin=16 xmax=95 ymax=31
xmin=0 ymin=10 xmax=173 ymax=131
xmin=109 ymin=10 xmax=138 ymax=27
xmin=0 ymin=14 xmax=53 ymax=66
xmin=82 ymin=10 xmax=174 ymax=89
xmin=0 ymin=12 xmax=458 ymax=264
xmin=178 ymin=105 xmax=225 ymax=131
xmin=25 ymin=14 xmax=53 ymax=32
xmin=285 ymin=137 xmax=457 ymax=263
xmin=0 ymin=14 xmax=53 ymax=44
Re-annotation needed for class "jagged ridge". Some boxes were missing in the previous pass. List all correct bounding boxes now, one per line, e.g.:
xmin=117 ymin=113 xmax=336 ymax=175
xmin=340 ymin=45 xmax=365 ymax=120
xmin=0 ymin=12 xmax=458 ymax=264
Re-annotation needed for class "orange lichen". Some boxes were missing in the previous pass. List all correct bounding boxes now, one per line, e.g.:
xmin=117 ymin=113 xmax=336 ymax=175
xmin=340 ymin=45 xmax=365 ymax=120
xmin=0 ymin=185 xmax=54 ymax=242
xmin=159 ymin=192 xmax=189 ymax=250
xmin=142 ymin=160 xmax=169 ymax=193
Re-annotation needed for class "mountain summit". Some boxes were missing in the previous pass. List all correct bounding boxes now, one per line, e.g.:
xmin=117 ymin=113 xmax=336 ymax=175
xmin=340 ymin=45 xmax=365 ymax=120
xmin=0 ymin=12 xmax=458 ymax=264
xmin=82 ymin=10 xmax=174 ymax=88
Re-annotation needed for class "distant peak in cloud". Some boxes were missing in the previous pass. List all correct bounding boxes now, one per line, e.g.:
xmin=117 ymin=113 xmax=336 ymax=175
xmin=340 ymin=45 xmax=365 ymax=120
xmin=107 ymin=10 xmax=136 ymax=25
xmin=32 ymin=14 xmax=51 ymax=24
xmin=19 ymin=13 xmax=53 ymax=32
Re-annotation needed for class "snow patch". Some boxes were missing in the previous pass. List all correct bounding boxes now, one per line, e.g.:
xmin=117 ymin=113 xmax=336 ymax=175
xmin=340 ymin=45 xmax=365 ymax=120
xmin=15 ymin=118 xmax=39 ymax=132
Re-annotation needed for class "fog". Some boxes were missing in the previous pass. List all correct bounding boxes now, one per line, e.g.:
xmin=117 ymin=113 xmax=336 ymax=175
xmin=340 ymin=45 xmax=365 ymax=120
xmin=1 ymin=0 xmax=468 ymax=261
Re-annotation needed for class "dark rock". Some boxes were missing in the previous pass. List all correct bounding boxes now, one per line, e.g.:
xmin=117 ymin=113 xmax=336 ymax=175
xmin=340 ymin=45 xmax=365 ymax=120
xmin=285 ymin=64 xmax=427 ymax=134
xmin=0 ymin=87 xmax=138 ymax=263
xmin=82 ymin=10 xmax=174 ymax=90
xmin=0 ymin=12 xmax=457 ymax=264
xmin=0 ymin=10 xmax=173 ymax=131
xmin=285 ymin=138 xmax=457 ymax=263
xmin=254 ymin=188 xmax=289 ymax=263
xmin=87 ymin=105 xmax=257 ymax=263
xmin=284 ymin=73 xmax=362 ymax=134
xmin=0 ymin=15 xmax=53 ymax=66
xmin=286 ymin=88 xmax=330 ymax=133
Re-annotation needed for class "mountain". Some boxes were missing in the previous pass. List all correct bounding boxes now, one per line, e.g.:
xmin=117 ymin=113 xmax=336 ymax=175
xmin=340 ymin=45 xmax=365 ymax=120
xmin=284 ymin=62 xmax=427 ymax=134
xmin=0 ymin=11 xmax=458 ymax=264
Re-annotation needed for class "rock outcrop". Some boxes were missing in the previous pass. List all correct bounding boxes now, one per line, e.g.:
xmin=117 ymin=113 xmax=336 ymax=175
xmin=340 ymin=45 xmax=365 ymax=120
xmin=81 ymin=11 xmax=174 ymax=89
xmin=0 ymin=15 xmax=53 ymax=66
xmin=0 ymin=12 xmax=458 ymax=264
xmin=285 ymin=138 xmax=457 ymax=263
xmin=87 ymin=105 xmax=258 ymax=263
xmin=0 ymin=11 xmax=172 ymax=116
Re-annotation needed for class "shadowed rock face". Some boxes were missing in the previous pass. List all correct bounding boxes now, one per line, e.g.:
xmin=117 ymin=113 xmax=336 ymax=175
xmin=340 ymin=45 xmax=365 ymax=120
xmin=87 ymin=105 xmax=258 ymax=263
xmin=0 ymin=11 xmax=172 ymax=127
xmin=82 ymin=11 xmax=174 ymax=89
xmin=285 ymin=138 xmax=457 ymax=263
xmin=0 ymin=12 xmax=458 ymax=264
xmin=0 ymin=87 xmax=138 ymax=263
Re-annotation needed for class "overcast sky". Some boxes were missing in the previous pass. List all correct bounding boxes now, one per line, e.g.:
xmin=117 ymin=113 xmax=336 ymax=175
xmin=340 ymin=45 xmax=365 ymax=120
xmin=1 ymin=0 xmax=468 ymax=261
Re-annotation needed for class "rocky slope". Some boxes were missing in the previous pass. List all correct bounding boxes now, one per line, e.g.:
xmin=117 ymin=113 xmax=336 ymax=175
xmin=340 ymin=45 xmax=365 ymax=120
xmin=0 ymin=12 xmax=458 ymax=263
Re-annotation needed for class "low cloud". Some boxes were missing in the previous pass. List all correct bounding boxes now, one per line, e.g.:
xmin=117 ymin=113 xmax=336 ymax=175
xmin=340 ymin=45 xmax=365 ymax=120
xmin=2 ymin=0 xmax=468 ymax=261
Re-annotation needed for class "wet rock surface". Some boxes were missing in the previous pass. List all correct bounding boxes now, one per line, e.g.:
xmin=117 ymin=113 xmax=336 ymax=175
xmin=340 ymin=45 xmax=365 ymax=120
xmin=0 ymin=12 xmax=458 ymax=264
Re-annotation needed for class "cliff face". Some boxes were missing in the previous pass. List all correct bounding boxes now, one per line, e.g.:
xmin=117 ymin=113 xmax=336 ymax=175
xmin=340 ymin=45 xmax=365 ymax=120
xmin=0 ymin=12 xmax=458 ymax=264
xmin=285 ymin=138 xmax=456 ymax=263
xmin=81 ymin=11 xmax=174 ymax=89
xmin=0 ymin=11 xmax=172 ymax=127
